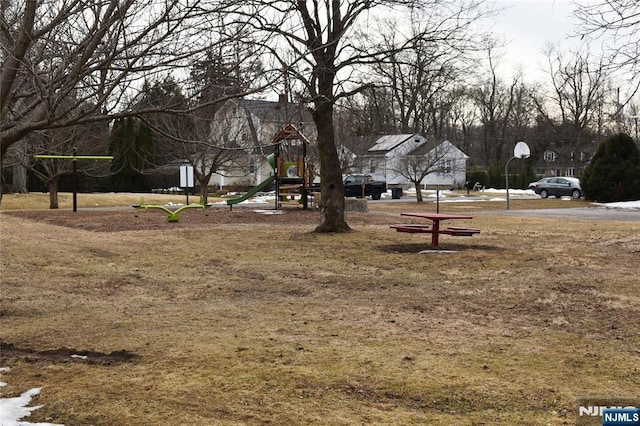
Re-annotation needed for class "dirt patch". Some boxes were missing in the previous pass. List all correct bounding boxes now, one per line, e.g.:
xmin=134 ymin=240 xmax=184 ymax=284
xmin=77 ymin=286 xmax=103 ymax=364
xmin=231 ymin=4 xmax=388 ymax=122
xmin=4 ymin=207 xmax=397 ymax=232
xmin=0 ymin=339 xmax=137 ymax=366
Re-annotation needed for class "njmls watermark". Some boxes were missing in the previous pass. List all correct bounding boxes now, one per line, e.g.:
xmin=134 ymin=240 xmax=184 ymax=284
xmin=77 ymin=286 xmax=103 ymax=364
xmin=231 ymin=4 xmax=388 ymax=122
xmin=576 ymin=398 xmax=640 ymax=426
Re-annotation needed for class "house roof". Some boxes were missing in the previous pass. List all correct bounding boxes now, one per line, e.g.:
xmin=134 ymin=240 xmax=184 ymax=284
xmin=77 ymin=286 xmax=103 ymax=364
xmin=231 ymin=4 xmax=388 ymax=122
xmin=409 ymin=140 xmax=468 ymax=158
xmin=235 ymin=99 xmax=313 ymax=124
xmin=533 ymin=145 xmax=595 ymax=168
xmin=368 ymin=134 xmax=419 ymax=153
xmin=340 ymin=135 xmax=379 ymax=156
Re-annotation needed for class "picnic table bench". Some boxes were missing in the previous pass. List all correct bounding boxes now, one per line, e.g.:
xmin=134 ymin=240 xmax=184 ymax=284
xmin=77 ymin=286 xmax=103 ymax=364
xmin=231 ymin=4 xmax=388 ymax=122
xmin=390 ymin=213 xmax=480 ymax=247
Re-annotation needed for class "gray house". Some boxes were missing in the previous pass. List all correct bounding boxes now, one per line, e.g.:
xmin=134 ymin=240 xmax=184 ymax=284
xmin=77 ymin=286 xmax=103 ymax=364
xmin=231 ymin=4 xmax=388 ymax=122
xmin=206 ymin=98 xmax=316 ymax=188
xmin=533 ymin=145 xmax=594 ymax=179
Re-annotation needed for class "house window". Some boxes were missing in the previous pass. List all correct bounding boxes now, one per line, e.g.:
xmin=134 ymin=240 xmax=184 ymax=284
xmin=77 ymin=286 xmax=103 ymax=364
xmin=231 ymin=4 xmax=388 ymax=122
xmin=544 ymin=151 xmax=556 ymax=162
xmin=436 ymin=159 xmax=452 ymax=174
xmin=570 ymin=152 xmax=575 ymax=162
xmin=565 ymin=168 xmax=575 ymax=177
xmin=370 ymin=159 xmax=376 ymax=173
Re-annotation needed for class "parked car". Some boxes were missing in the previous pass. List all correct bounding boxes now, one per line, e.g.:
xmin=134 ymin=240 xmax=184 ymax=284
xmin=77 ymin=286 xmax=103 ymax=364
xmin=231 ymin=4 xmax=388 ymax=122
xmin=342 ymin=174 xmax=387 ymax=200
xmin=531 ymin=177 xmax=582 ymax=199
xmin=528 ymin=177 xmax=551 ymax=190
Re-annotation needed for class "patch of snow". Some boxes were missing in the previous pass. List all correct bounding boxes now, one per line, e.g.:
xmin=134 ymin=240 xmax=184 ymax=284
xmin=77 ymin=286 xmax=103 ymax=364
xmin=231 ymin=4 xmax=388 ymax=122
xmin=0 ymin=368 xmax=63 ymax=426
xmin=481 ymin=188 xmax=535 ymax=195
xmin=214 ymin=185 xmax=639 ymax=210
xmin=596 ymin=200 xmax=640 ymax=210
xmin=213 ymin=193 xmax=274 ymax=205
xmin=0 ymin=386 xmax=63 ymax=426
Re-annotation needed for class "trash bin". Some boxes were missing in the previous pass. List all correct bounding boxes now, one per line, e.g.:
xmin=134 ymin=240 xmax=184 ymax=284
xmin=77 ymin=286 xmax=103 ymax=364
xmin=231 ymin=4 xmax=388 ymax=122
xmin=391 ymin=187 xmax=403 ymax=199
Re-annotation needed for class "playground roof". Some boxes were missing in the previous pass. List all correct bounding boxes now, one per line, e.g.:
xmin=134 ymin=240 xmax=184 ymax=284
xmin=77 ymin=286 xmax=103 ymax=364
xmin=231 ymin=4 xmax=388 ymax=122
xmin=270 ymin=124 xmax=311 ymax=145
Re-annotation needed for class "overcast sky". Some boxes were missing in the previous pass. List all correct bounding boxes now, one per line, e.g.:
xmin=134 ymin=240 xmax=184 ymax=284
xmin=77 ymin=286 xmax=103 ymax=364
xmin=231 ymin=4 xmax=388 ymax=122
xmin=490 ymin=0 xmax=586 ymax=83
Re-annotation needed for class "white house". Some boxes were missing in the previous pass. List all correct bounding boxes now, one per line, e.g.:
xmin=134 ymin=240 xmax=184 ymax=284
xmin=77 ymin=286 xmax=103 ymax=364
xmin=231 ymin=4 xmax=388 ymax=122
xmin=408 ymin=140 xmax=469 ymax=187
xmin=358 ymin=134 xmax=469 ymax=187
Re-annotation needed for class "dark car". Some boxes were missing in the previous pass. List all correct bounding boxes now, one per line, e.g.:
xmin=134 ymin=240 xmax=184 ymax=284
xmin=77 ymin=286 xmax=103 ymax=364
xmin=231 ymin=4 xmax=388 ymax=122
xmin=343 ymin=174 xmax=387 ymax=200
xmin=532 ymin=177 xmax=582 ymax=199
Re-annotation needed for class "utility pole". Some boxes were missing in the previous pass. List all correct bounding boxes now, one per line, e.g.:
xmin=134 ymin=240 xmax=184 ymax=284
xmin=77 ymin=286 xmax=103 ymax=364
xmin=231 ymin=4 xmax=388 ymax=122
xmin=630 ymin=115 xmax=639 ymax=142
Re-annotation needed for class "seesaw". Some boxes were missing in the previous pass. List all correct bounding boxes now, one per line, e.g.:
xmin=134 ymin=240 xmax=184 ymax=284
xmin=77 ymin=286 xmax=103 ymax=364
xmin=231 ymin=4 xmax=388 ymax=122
xmin=132 ymin=197 xmax=207 ymax=222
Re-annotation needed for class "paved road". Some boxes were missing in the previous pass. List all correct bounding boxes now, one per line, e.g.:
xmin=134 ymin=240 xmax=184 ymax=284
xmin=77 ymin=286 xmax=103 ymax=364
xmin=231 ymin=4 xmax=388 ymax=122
xmin=480 ymin=207 xmax=640 ymax=222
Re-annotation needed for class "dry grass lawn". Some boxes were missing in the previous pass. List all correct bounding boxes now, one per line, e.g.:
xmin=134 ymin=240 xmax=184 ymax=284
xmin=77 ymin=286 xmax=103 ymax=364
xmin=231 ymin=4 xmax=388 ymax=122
xmin=1 ymin=193 xmax=639 ymax=425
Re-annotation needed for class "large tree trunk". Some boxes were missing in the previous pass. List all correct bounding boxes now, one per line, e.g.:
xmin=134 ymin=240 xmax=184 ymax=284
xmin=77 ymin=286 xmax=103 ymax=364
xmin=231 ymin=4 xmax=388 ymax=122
xmin=414 ymin=181 xmax=424 ymax=202
xmin=12 ymin=164 xmax=28 ymax=193
xmin=199 ymin=177 xmax=209 ymax=205
xmin=48 ymin=178 xmax=59 ymax=209
xmin=12 ymin=140 xmax=29 ymax=193
xmin=0 ymin=151 xmax=4 ymax=206
xmin=313 ymin=101 xmax=350 ymax=233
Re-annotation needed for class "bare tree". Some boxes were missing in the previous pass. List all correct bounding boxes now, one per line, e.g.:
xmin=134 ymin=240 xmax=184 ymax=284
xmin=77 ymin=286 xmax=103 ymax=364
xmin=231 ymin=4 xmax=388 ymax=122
xmin=226 ymin=0 xmax=489 ymax=232
xmin=372 ymin=9 xmax=477 ymax=136
xmin=0 ymin=0 xmax=269 ymax=203
xmin=4 ymin=140 xmax=29 ymax=193
xmin=340 ymin=87 xmax=398 ymax=136
xmin=533 ymin=44 xmax=609 ymax=146
xmin=391 ymin=141 xmax=464 ymax=202
xmin=10 ymin=120 xmax=109 ymax=208
xmin=133 ymin=74 xmax=248 ymax=203
xmin=625 ymin=101 xmax=640 ymax=141
xmin=181 ymin=116 xmax=249 ymax=205
xmin=574 ymin=0 xmax=640 ymax=97
xmin=333 ymin=106 xmax=365 ymax=174
xmin=448 ymin=86 xmax=478 ymax=155
xmin=471 ymin=42 xmax=529 ymax=166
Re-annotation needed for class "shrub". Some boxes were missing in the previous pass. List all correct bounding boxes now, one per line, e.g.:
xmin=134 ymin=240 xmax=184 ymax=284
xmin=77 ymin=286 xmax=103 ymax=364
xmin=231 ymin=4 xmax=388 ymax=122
xmin=581 ymin=133 xmax=640 ymax=202
xmin=467 ymin=164 xmax=535 ymax=190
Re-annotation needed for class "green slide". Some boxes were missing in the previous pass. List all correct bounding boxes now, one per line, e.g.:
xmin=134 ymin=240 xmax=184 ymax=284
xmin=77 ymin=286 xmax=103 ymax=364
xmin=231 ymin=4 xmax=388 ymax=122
xmin=226 ymin=175 xmax=276 ymax=207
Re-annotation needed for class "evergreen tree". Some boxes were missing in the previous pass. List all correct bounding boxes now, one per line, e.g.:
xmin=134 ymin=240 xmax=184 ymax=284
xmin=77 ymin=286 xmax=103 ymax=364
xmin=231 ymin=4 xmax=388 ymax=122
xmin=109 ymin=117 xmax=155 ymax=192
xmin=136 ymin=78 xmax=191 ymax=165
xmin=581 ymin=133 xmax=640 ymax=202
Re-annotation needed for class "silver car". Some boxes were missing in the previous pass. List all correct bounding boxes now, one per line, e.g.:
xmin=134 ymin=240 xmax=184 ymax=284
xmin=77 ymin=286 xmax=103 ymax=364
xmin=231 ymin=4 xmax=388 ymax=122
xmin=528 ymin=177 xmax=551 ymax=190
xmin=532 ymin=177 xmax=582 ymax=199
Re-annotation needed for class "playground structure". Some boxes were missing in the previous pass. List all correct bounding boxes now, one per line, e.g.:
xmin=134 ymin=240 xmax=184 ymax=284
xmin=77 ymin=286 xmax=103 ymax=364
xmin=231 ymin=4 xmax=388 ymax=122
xmin=226 ymin=124 xmax=311 ymax=210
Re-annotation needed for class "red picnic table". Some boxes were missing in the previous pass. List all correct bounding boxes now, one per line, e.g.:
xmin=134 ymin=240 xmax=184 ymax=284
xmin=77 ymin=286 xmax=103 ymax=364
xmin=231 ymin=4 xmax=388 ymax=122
xmin=390 ymin=212 xmax=480 ymax=248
